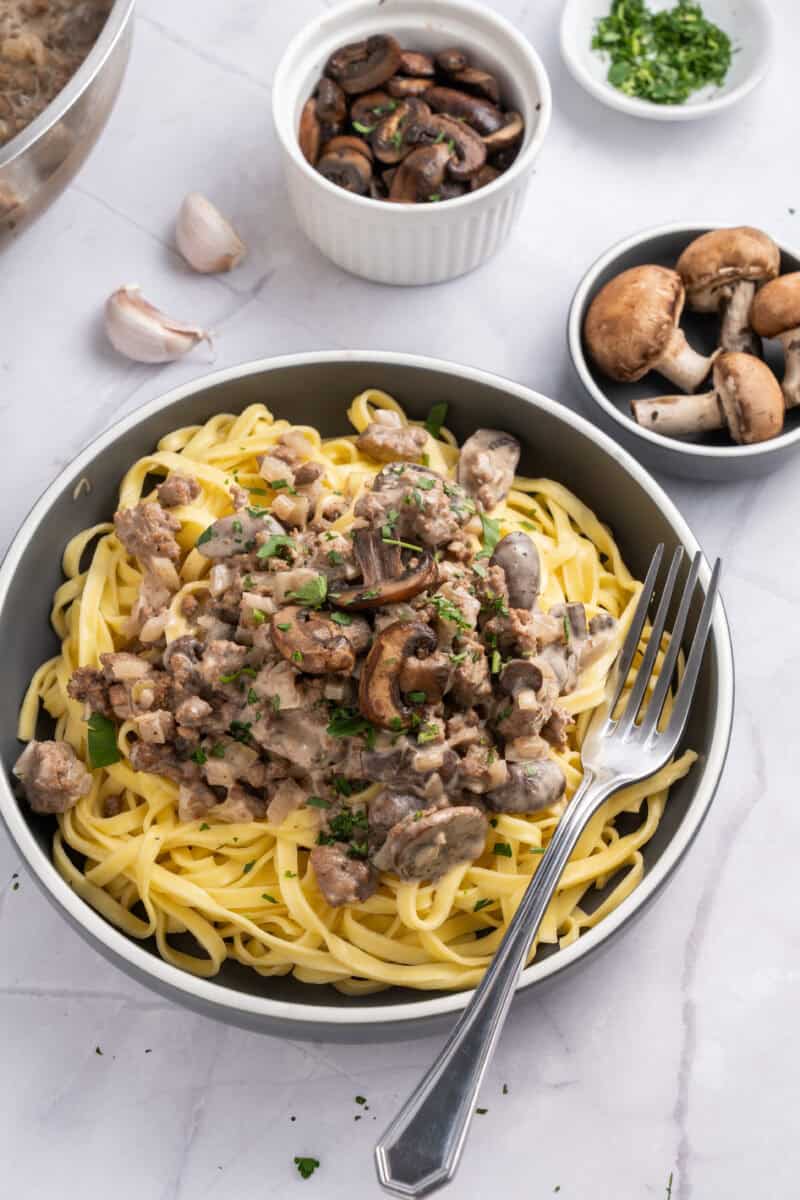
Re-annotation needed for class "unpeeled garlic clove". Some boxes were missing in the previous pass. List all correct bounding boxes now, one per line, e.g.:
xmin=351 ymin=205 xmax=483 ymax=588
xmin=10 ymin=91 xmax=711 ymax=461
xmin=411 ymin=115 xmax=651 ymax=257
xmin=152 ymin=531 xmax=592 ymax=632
xmin=104 ymin=285 xmax=212 ymax=363
xmin=176 ymin=192 xmax=246 ymax=274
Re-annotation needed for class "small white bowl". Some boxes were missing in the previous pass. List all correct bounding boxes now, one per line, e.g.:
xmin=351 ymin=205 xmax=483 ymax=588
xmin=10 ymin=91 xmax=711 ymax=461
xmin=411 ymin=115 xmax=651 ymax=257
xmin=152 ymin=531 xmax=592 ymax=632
xmin=272 ymin=0 xmax=551 ymax=285
xmin=560 ymin=0 xmax=773 ymax=122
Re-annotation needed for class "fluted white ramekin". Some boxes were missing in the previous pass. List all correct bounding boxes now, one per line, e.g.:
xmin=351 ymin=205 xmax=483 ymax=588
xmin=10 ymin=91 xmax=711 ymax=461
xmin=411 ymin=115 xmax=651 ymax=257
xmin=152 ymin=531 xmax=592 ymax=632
xmin=272 ymin=0 xmax=551 ymax=286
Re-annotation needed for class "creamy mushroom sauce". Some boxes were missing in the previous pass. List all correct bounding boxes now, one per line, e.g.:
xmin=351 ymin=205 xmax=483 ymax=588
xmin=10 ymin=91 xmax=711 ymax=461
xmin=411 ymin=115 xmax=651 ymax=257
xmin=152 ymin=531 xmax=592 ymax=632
xmin=0 ymin=0 xmax=110 ymax=148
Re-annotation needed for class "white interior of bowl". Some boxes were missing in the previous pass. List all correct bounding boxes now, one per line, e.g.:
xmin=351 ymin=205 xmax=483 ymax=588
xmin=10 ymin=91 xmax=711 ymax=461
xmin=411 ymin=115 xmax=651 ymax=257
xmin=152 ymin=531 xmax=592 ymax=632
xmin=568 ymin=222 xmax=800 ymax=462
xmin=272 ymin=0 xmax=551 ymax=212
xmin=560 ymin=0 xmax=773 ymax=120
xmin=0 ymin=352 xmax=734 ymax=1030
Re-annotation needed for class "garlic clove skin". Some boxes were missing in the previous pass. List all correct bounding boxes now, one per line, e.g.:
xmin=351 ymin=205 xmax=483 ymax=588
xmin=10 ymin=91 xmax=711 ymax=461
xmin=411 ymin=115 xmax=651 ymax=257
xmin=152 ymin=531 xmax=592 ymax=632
xmin=175 ymin=192 xmax=246 ymax=274
xmin=104 ymin=285 xmax=212 ymax=364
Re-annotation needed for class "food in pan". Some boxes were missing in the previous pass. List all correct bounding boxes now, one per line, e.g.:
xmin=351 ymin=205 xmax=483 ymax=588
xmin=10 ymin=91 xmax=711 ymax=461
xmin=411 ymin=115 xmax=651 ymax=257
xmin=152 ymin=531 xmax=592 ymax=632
xmin=298 ymin=37 xmax=524 ymax=203
xmin=15 ymin=392 xmax=694 ymax=991
xmin=0 ymin=0 xmax=111 ymax=148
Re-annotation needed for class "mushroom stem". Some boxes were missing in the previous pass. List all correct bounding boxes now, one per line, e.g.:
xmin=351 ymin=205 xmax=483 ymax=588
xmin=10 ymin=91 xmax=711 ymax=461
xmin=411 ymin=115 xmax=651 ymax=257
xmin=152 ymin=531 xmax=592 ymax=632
xmin=631 ymin=390 xmax=723 ymax=437
xmin=719 ymin=280 xmax=761 ymax=356
xmin=655 ymin=327 xmax=716 ymax=393
xmin=777 ymin=328 xmax=800 ymax=408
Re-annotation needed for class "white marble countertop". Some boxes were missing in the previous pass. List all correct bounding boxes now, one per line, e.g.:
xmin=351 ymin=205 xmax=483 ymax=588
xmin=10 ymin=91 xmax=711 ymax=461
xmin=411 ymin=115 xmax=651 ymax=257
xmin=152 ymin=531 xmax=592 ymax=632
xmin=2 ymin=2 xmax=799 ymax=1197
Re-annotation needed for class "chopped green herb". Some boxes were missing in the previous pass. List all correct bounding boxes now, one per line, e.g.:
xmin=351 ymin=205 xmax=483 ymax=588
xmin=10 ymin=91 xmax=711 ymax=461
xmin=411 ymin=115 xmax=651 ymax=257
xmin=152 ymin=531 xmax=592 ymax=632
xmin=490 ymin=649 xmax=502 ymax=674
xmin=493 ymin=841 xmax=513 ymax=857
xmin=327 ymin=707 xmax=376 ymax=743
xmin=408 ymin=691 xmax=426 ymax=704
xmin=417 ymin=722 xmax=441 ymax=744
xmin=248 ymin=489 xmax=267 ymax=497
xmin=332 ymin=776 xmax=353 ymax=796
xmin=243 ymin=861 xmax=255 ymax=874
xmin=199 ymin=823 xmax=210 ymax=831
xmin=502 ymin=1083 xmax=509 ymax=1095
xmin=430 ymin=593 xmax=471 ymax=631
xmin=476 ymin=513 xmax=502 ymax=559
xmin=420 ymin=452 xmax=430 ymax=466
xmin=287 ymin=574 xmax=327 ymax=608
xmin=262 ymin=893 xmax=278 ymax=904
xmin=196 ymin=525 xmax=214 ymax=546
xmin=191 ymin=748 xmax=208 ymax=765
xmin=232 ymin=518 xmax=243 ymax=535
xmin=87 ymin=713 xmax=121 ymax=769
xmin=425 ymin=402 xmax=448 ymax=438
xmin=360 ymin=588 xmax=380 ymax=599
xmin=330 ymin=611 xmax=353 ymax=626
xmin=327 ymin=549 xmax=344 ymax=566
xmin=252 ymin=609 xmax=266 ymax=625
xmin=450 ymin=651 xmax=467 ymax=665
xmin=352 ymin=120 xmax=375 ymax=134
xmin=381 ymin=537 xmax=424 ymax=552
xmin=292 ymin=650 xmax=304 ymax=664
xmin=497 ymin=706 xmax=512 ymax=723
xmin=293 ymin=1157 xmax=320 ymax=1180
xmin=247 ymin=688 xmax=258 ymax=706
xmin=388 ymin=716 xmax=405 ymax=732
xmin=476 ymin=1107 xmax=488 ymax=1115
xmin=474 ymin=898 xmax=492 ymax=912
xmin=306 ymin=796 xmax=331 ymax=809
xmin=520 ymin=521 xmax=537 ymax=533
xmin=229 ymin=721 xmax=252 ymax=743
xmin=210 ymin=743 xmax=226 ymax=759
xmin=489 ymin=817 xmax=498 ymax=828
xmin=284 ymin=870 xmax=297 ymax=878
xmin=372 ymin=100 xmax=397 ymax=114
xmin=277 ymin=622 xmax=291 ymax=632
xmin=529 ymin=847 xmax=545 ymax=855
xmin=473 ymin=562 xmax=487 ymax=578
xmin=256 ymin=533 xmax=295 ymax=560
xmin=269 ymin=478 xmax=297 ymax=494
xmin=347 ymin=840 xmax=369 ymax=860
xmin=390 ymin=128 xmax=404 ymax=150
xmin=246 ymin=506 xmax=268 ymax=519
xmin=243 ymin=574 xmax=254 ymax=588
xmin=271 ymin=694 xmax=281 ymax=714
xmin=355 ymin=1095 xmax=367 ymax=1105
xmin=416 ymin=476 xmax=435 ymax=491
xmin=592 ymin=0 xmax=732 ymax=106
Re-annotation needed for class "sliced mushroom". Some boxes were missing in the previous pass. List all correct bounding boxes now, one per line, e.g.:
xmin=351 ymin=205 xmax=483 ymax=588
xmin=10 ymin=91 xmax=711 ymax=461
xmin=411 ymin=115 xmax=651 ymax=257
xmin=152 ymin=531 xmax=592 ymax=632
xmin=499 ymin=658 xmax=544 ymax=698
xmin=371 ymin=97 xmax=430 ymax=164
xmin=389 ymin=143 xmax=452 ymax=203
xmin=310 ymin=844 xmax=376 ymax=907
xmin=372 ymin=805 xmax=488 ymax=881
xmin=457 ymin=428 xmax=520 ymax=510
xmin=299 ymin=97 xmax=321 ymax=165
xmin=425 ymin=86 xmax=505 ymax=136
xmin=387 ymin=76 xmax=433 ymax=99
xmin=406 ymin=113 xmax=485 ymax=181
xmin=196 ymin=511 xmax=284 ymax=558
xmin=470 ymin=165 xmax=500 ymax=191
xmin=452 ymin=67 xmax=500 ymax=103
xmin=320 ymin=134 xmax=373 ymax=161
xmin=436 ymin=48 xmax=469 ymax=73
xmin=368 ymin=789 xmax=428 ymax=850
xmin=270 ymin=605 xmax=366 ymax=674
xmin=631 ymin=351 xmax=784 ymax=445
xmin=325 ymin=35 xmax=403 ymax=95
xmin=331 ymin=528 xmax=437 ymax=609
xmin=677 ymin=227 xmax=780 ymax=356
xmin=482 ymin=111 xmax=524 ymax=154
xmin=751 ymin=273 xmax=800 ymax=409
xmin=399 ymin=50 xmax=435 ymax=77
xmin=316 ymin=147 xmax=372 ymax=194
xmin=358 ymin=621 xmax=437 ymax=728
xmin=485 ymin=760 xmax=565 ymax=814
xmin=490 ymin=532 xmax=541 ymax=609
xmin=315 ymin=76 xmax=347 ymax=125
xmin=398 ymin=649 xmax=453 ymax=704
xmin=351 ymin=90 xmax=395 ymax=127
xmin=438 ymin=180 xmax=469 ymax=200
xmin=584 ymin=265 xmax=716 ymax=393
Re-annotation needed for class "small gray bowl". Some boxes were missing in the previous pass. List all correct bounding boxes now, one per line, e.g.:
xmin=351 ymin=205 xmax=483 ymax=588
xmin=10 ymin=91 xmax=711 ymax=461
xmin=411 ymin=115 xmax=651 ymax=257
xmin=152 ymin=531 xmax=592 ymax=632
xmin=568 ymin=223 xmax=800 ymax=481
xmin=0 ymin=352 xmax=733 ymax=1041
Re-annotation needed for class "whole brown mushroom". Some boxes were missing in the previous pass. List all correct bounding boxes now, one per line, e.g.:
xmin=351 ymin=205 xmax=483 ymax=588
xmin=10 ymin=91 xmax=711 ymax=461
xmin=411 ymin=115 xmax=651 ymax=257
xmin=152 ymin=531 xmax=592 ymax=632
xmin=677 ymin=227 xmax=780 ymax=356
xmin=751 ymin=272 xmax=800 ymax=409
xmin=631 ymin=352 xmax=784 ymax=445
xmin=584 ymin=265 xmax=716 ymax=393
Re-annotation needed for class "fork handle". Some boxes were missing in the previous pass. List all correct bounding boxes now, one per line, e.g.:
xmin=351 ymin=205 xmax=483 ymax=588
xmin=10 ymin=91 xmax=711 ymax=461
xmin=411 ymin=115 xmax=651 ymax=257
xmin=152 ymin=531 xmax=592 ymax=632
xmin=375 ymin=770 xmax=618 ymax=1198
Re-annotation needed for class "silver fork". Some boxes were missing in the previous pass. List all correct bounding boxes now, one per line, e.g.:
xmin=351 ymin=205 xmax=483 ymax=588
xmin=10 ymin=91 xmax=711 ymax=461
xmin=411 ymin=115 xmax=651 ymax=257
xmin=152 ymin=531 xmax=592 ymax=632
xmin=375 ymin=544 xmax=721 ymax=1198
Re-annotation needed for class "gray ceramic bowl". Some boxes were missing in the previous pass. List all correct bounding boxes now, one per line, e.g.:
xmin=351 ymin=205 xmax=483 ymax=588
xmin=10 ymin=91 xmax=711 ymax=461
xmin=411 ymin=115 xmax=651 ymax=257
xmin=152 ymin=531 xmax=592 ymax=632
xmin=0 ymin=353 xmax=734 ymax=1041
xmin=0 ymin=0 xmax=135 ymax=249
xmin=568 ymin=223 xmax=800 ymax=482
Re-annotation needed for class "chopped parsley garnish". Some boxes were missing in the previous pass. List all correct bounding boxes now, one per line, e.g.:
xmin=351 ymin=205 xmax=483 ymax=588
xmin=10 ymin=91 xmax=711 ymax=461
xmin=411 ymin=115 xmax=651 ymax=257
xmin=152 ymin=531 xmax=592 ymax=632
xmin=291 ymin=649 xmax=304 ymax=664
xmin=497 ymin=706 xmax=512 ymax=723
xmin=229 ymin=721 xmax=252 ymax=743
xmin=416 ymin=476 xmax=435 ymax=491
xmin=430 ymin=593 xmax=471 ymax=631
xmin=287 ymin=574 xmax=327 ymax=608
xmin=428 ymin=192 xmax=442 ymax=203
xmin=389 ymin=128 xmax=404 ymax=150
xmin=352 ymin=120 xmax=375 ymax=133
xmin=306 ymin=796 xmax=331 ymax=809
xmin=348 ymin=840 xmax=369 ymax=860
xmin=417 ymin=722 xmax=441 ymax=744
xmin=476 ymin=513 xmax=502 ymax=559
xmin=450 ymin=650 xmax=467 ymax=665
xmin=327 ymin=549 xmax=344 ymax=565
xmin=592 ymin=0 xmax=732 ymax=105
xmin=490 ymin=649 xmax=502 ymax=674
xmin=269 ymin=478 xmax=297 ymax=494
xmin=332 ymin=776 xmax=353 ymax=796
xmin=86 ymin=713 xmax=121 ymax=769
xmin=232 ymin=518 xmax=243 ymax=535
xmin=529 ymin=847 xmax=545 ymax=855
xmin=359 ymin=588 xmax=380 ymax=599
xmin=256 ymin=533 xmax=295 ymax=560
xmin=242 ymin=861 xmax=255 ymax=874
xmin=199 ymin=823 xmax=210 ymax=831
xmin=247 ymin=688 xmax=258 ymax=706
xmin=425 ymin=402 xmax=448 ymax=438
xmin=252 ymin=609 xmax=266 ymax=625
xmin=493 ymin=841 xmax=513 ymax=857
xmin=284 ymin=870 xmax=297 ymax=879
xmin=293 ymin=1157 xmax=320 ymax=1180
xmin=474 ymin=898 xmax=492 ymax=912
xmin=381 ymin=537 xmax=424 ymax=553
xmin=277 ymin=622 xmax=291 ymax=632
xmin=408 ymin=691 xmax=426 ymax=703
xmin=191 ymin=748 xmax=208 ymax=765
xmin=210 ymin=743 xmax=226 ymax=758
xmin=262 ymin=893 xmax=278 ymax=903
xmin=330 ymin=611 xmax=352 ymax=626
xmin=271 ymin=694 xmax=281 ymax=714
xmin=473 ymin=562 xmax=487 ymax=579
xmin=246 ymin=506 xmax=268 ymax=518
xmin=326 ymin=707 xmax=376 ymax=746
xmin=196 ymin=525 xmax=214 ymax=546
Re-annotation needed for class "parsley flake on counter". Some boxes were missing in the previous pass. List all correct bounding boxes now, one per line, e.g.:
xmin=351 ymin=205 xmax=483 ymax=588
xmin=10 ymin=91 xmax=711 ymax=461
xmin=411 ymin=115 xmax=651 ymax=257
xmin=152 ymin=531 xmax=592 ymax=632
xmin=592 ymin=0 xmax=732 ymax=106
xmin=355 ymin=1095 xmax=367 ymax=1105
xmin=294 ymin=1157 xmax=320 ymax=1180
xmin=475 ymin=1107 xmax=488 ymax=1115
xmin=502 ymin=1083 xmax=509 ymax=1095
xmin=87 ymin=713 xmax=121 ymax=769
xmin=417 ymin=722 xmax=441 ymax=744
xmin=425 ymin=402 xmax=448 ymax=438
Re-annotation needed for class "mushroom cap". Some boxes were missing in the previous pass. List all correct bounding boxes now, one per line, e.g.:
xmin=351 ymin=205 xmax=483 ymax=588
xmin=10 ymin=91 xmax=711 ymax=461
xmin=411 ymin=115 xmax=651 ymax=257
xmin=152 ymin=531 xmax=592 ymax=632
xmin=358 ymin=621 xmax=437 ymax=728
xmin=316 ymin=147 xmax=372 ymax=194
xmin=490 ymin=531 xmax=540 ymax=610
xmin=315 ymin=76 xmax=347 ymax=125
xmin=452 ymin=67 xmax=501 ymax=104
xmin=751 ymin=272 xmax=800 ymax=338
xmin=481 ymin=111 xmax=524 ymax=154
xmin=713 ymin=352 xmax=784 ymax=445
xmin=372 ymin=805 xmax=488 ymax=881
xmin=424 ymin=86 xmax=505 ymax=136
xmin=485 ymin=760 xmax=565 ymax=814
xmin=387 ymin=76 xmax=433 ymax=99
xmin=436 ymin=48 xmax=469 ymax=73
xmin=677 ymin=227 xmax=780 ymax=309
xmin=406 ymin=113 xmax=486 ymax=181
xmin=399 ymin=50 xmax=435 ymax=77
xmin=584 ymin=265 xmax=685 ymax=384
xmin=325 ymin=35 xmax=403 ymax=95
xmin=270 ymin=605 xmax=358 ymax=674
xmin=298 ymin=97 xmax=321 ymax=165
xmin=389 ymin=143 xmax=452 ymax=202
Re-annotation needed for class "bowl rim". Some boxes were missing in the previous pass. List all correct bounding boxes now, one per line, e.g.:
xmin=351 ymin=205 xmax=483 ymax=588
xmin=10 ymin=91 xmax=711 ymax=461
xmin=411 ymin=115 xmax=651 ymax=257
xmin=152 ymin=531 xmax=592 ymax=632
xmin=568 ymin=221 xmax=800 ymax=462
xmin=0 ymin=0 xmax=136 ymax=171
xmin=271 ymin=0 xmax=552 ymax=215
xmin=558 ymin=0 xmax=774 ymax=123
xmin=0 ymin=350 xmax=734 ymax=1029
